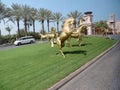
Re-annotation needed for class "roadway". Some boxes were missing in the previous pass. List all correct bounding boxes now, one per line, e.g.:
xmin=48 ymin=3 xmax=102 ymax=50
xmin=0 ymin=40 xmax=46 ymax=51
xmin=58 ymin=35 xmax=120 ymax=90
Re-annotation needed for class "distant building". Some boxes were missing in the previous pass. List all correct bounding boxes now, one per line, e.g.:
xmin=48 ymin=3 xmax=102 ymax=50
xmin=115 ymin=20 xmax=120 ymax=33
xmin=83 ymin=11 xmax=94 ymax=35
xmin=82 ymin=13 xmax=120 ymax=35
xmin=107 ymin=14 xmax=120 ymax=33
xmin=107 ymin=14 xmax=115 ymax=34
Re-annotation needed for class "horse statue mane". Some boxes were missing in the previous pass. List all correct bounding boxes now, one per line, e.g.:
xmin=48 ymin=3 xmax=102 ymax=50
xmin=56 ymin=17 xmax=75 ymax=58
xmin=62 ymin=17 xmax=75 ymax=32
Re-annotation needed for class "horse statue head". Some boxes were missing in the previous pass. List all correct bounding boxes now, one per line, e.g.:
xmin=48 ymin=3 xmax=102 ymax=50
xmin=62 ymin=17 xmax=75 ymax=32
xmin=78 ymin=24 xmax=87 ymax=33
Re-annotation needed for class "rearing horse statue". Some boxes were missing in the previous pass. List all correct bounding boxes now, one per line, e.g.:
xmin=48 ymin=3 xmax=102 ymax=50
xmin=39 ymin=27 xmax=58 ymax=47
xmin=66 ymin=24 xmax=87 ymax=47
xmin=56 ymin=17 xmax=75 ymax=58
xmin=102 ymin=27 xmax=112 ymax=38
xmin=66 ymin=18 xmax=87 ymax=47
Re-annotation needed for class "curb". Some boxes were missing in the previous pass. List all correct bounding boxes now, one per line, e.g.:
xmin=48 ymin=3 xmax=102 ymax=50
xmin=48 ymin=41 xmax=119 ymax=90
xmin=0 ymin=43 xmax=13 ymax=47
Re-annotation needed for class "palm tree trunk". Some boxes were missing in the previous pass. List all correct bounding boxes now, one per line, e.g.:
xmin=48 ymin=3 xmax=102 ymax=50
xmin=24 ymin=19 xmax=28 ymax=36
xmin=47 ymin=20 xmax=50 ymax=33
xmin=17 ymin=19 xmax=20 ymax=37
xmin=74 ymin=20 xmax=76 ymax=28
xmin=33 ymin=20 xmax=35 ymax=35
xmin=57 ymin=21 xmax=59 ymax=33
xmin=41 ymin=20 xmax=44 ymax=34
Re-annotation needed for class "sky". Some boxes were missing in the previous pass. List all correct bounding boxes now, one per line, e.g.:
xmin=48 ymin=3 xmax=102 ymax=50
xmin=0 ymin=0 xmax=120 ymax=35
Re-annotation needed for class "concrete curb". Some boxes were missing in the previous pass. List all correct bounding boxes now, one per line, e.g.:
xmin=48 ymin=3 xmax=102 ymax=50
xmin=0 ymin=43 xmax=13 ymax=47
xmin=48 ymin=41 xmax=119 ymax=90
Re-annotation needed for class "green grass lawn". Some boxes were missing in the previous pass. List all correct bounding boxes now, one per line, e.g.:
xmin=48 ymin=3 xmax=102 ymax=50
xmin=0 ymin=36 xmax=117 ymax=90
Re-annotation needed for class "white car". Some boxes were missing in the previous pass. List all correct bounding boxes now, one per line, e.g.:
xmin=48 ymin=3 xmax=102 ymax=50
xmin=14 ymin=36 xmax=35 ymax=46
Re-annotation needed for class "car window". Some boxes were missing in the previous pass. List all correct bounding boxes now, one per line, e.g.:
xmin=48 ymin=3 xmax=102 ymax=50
xmin=19 ymin=38 xmax=23 ymax=40
xmin=18 ymin=36 xmax=34 ymax=40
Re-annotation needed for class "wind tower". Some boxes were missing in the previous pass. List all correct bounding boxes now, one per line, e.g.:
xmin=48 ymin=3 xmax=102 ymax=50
xmin=108 ymin=14 xmax=116 ymax=34
xmin=83 ymin=11 xmax=93 ymax=35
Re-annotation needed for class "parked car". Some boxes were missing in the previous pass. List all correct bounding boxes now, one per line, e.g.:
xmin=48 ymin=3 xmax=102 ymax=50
xmin=14 ymin=36 xmax=35 ymax=46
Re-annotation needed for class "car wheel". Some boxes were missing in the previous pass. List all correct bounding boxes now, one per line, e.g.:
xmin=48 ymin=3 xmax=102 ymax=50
xmin=30 ymin=40 xmax=34 ymax=44
xmin=18 ymin=42 xmax=21 ymax=46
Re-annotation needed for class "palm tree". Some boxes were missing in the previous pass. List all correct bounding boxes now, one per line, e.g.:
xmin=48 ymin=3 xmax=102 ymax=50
xmin=94 ymin=20 xmax=109 ymax=34
xmin=21 ymin=4 xmax=31 ymax=36
xmin=52 ymin=12 xmax=64 ymax=33
xmin=94 ymin=20 xmax=108 ymax=29
xmin=5 ymin=25 xmax=12 ymax=35
xmin=11 ymin=3 xmax=22 ymax=37
xmin=37 ymin=8 xmax=47 ymax=34
xmin=30 ymin=8 xmax=37 ymax=35
xmin=68 ymin=10 xmax=82 ymax=28
xmin=5 ymin=25 xmax=13 ymax=43
xmin=0 ymin=2 xmax=6 ymax=23
xmin=46 ymin=9 xmax=52 ymax=33
xmin=0 ymin=2 xmax=5 ymax=40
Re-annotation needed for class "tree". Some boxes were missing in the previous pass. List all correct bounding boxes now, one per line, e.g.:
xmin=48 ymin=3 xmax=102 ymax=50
xmin=46 ymin=9 xmax=52 ymax=33
xmin=37 ymin=8 xmax=47 ymax=34
xmin=21 ymin=4 xmax=31 ymax=36
xmin=30 ymin=8 xmax=37 ymax=35
xmin=67 ymin=10 xmax=82 ymax=28
xmin=5 ymin=25 xmax=12 ymax=35
xmin=11 ymin=3 xmax=22 ymax=37
xmin=94 ymin=20 xmax=109 ymax=34
xmin=0 ymin=2 xmax=6 ymax=23
xmin=52 ymin=12 xmax=64 ymax=33
xmin=94 ymin=20 xmax=108 ymax=29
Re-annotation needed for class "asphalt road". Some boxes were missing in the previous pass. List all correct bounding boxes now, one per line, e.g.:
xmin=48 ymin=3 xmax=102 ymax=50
xmin=0 ymin=40 xmax=46 ymax=51
xmin=58 ymin=35 xmax=120 ymax=90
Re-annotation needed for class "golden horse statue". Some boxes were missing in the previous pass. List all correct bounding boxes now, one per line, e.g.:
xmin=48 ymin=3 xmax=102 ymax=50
xmin=102 ymin=27 xmax=113 ymax=39
xmin=39 ymin=27 xmax=58 ymax=47
xmin=48 ymin=27 xmax=58 ymax=47
xmin=56 ymin=17 xmax=75 ymax=58
xmin=66 ymin=24 xmax=87 ymax=47
xmin=39 ymin=34 xmax=49 ymax=41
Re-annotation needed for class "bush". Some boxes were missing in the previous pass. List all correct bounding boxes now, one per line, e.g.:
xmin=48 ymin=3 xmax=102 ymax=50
xmin=0 ymin=34 xmax=16 ymax=44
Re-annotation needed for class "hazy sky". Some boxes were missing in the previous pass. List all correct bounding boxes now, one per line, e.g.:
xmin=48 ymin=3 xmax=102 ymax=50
xmin=1 ymin=0 xmax=120 ymax=35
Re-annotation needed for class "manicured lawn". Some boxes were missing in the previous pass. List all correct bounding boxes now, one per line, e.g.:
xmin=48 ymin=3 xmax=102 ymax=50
xmin=0 ymin=36 xmax=116 ymax=90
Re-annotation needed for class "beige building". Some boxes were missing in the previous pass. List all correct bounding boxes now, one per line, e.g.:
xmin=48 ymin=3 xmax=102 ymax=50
xmin=83 ymin=12 xmax=94 ymax=35
xmin=82 ymin=13 xmax=120 ymax=35
xmin=107 ymin=14 xmax=120 ymax=33
xmin=115 ymin=21 xmax=120 ymax=33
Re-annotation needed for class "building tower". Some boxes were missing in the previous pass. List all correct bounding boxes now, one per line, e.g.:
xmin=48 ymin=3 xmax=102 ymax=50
xmin=108 ymin=14 xmax=115 ymax=34
xmin=83 ymin=12 xmax=93 ymax=35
